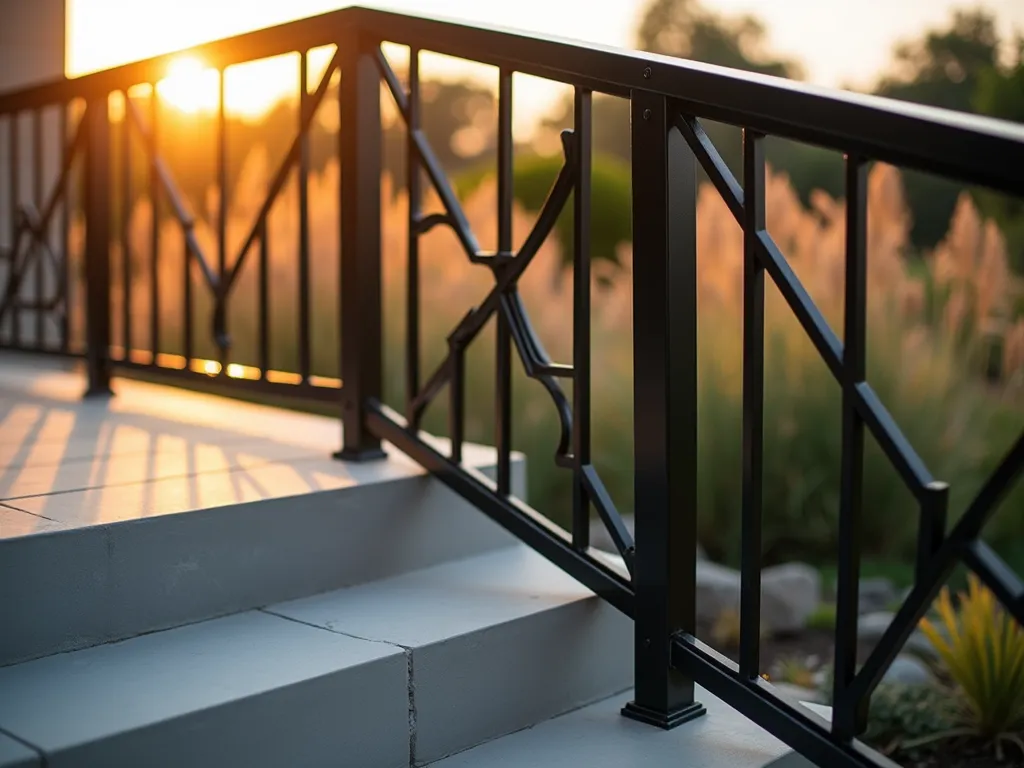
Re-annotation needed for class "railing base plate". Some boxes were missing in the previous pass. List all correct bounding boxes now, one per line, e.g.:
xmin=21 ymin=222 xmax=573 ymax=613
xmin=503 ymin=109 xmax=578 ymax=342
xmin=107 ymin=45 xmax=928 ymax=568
xmin=333 ymin=447 xmax=388 ymax=463
xmin=83 ymin=384 xmax=113 ymax=398
xmin=621 ymin=699 xmax=706 ymax=730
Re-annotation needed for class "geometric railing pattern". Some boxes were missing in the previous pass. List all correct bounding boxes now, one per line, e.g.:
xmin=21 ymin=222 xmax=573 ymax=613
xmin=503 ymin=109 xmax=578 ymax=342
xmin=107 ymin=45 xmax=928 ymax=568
xmin=2 ymin=8 xmax=1023 ymax=767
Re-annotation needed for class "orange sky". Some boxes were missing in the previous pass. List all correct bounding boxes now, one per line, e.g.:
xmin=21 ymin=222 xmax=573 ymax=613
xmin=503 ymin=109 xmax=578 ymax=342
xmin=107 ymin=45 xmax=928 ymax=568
xmin=68 ymin=0 xmax=1024 ymax=132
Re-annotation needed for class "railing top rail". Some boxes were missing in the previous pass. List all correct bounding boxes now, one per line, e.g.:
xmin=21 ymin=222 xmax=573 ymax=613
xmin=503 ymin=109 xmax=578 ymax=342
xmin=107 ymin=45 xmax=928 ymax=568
xmin=0 ymin=7 xmax=354 ymax=112
xmin=1 ymin=4 xmax=1022 ymax=194
xmin=352 ymin=7 xmax=1024 ymax=196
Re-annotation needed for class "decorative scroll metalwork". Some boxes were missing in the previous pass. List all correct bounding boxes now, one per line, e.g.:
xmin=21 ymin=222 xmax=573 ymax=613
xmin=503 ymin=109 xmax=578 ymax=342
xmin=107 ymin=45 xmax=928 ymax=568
xmin=374 ymin=49 xmax=635 ymax=575
xmin=2 ymin=10 xmax=1022 ymax=768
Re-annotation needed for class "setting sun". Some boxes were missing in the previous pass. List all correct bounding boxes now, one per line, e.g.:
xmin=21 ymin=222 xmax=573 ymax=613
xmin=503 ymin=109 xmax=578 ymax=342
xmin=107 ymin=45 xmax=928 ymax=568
xmin=156 ymin=57 xmax=218 ymax=115
xmin=150 ymin=51 xmax=334 ymax=121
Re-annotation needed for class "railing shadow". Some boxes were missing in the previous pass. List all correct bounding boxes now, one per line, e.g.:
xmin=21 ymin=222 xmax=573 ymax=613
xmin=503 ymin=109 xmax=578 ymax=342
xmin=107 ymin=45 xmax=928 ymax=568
xmin=0 ymin=355 xmax=364 ymax=529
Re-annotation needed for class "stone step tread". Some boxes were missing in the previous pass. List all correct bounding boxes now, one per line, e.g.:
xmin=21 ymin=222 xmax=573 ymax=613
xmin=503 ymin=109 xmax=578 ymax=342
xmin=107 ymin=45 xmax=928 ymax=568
xmin=0 ymin=438 xmax=324 ymax=502
xmin=266 ymin=543 xmax=605 ymax=647
xmin=425 ymin=686 xmax=822 ymax=768
xmin=267 ymin=544 xmax=632 ymax=765
xmin=0 ymin=733 xmax=38 ymax=768
xmin=0 ymin=354 xmax=508 ymax=531
xmin=1 ymin=450 xmax=422 ymax=531
xmin=0 ymin=545 xmax=631 ymax=768
xmin=0 ymin=454 xmax=520 ymax=668
xmin=0 ymin=610 xmax=409 ymax=768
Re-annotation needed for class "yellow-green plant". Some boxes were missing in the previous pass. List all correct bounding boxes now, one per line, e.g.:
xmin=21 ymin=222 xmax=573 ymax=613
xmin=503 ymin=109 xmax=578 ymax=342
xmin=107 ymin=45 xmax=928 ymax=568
xmin=771 ymin=655 xmax=818 ymax=689
xmin=915 ymin=575 xmax=1024 ymax=759
xmin=709 ymin=608 xmax=769 ymax=651
xmin=709 ymin=608 xmax=743 ymax=650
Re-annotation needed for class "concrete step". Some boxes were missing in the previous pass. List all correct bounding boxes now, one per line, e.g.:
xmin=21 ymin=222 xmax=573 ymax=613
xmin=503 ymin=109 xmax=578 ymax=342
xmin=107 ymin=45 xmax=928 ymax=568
xmin=0 ymin=545 xmax=632 ymax=768
xmin=425 ymin=686 xmax=825 ymax=768
xmin=0 ymin=735 xmax=36 ymax=768
xmin=0 ymin=356 xmax=523 ymax=667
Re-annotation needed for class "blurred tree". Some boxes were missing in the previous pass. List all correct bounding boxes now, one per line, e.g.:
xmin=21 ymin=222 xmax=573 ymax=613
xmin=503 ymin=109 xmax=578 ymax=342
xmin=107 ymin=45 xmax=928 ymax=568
xmin=636 ymin=0 xmax=802 ymax=78
xmin=875 ymin=10 xmax=1000 ymax=113
xmin=872 ymin=11 xmax=1024 ymax=265
xmin=973 ymin=35 xmax=1024 ymax=123
xmin=538 ymin=0 xmax=841 ymax=234
xmin=970 ymin=36 xmax=1024 ymax=271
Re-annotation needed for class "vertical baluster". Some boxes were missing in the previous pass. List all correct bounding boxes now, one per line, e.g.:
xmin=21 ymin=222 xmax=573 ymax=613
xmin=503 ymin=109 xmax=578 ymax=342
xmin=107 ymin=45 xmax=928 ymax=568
xmin=259 ymin=221 xmax=270 ymax=377
xmin=917 ymin=482 xmax=949 ymax=582
xmin=450 ymin=345 xmax=465 ymax=463
xmin=832 ymin=154 xmax=868 ymax=740
xmin=84 ymin=96 xmax=111 ymax=395
xmin=407 ymin=48 xmax=421 ymax=423
xmin=572 ymin=86 xmax=592 ymax=550
xmin=298 ymin=51 xmax=311 ymax=380
xmin=121 ymin=92 xmax=132 ymax=360
xmin=60 ymin=103 xmax=70 ymax=352
xmin=217 ymin=68 xmax=228 ymax=368
xmin=337 ymin=33 xmax=384 ymax=460
xmin=33 ymin=109 xmax=43 ymax=348
xmin=150 ymin=85 xmax=160 ymax=363
xmin=183 ymin=239 xmax=192 ymax=365
xmin=495 ymin=68 xmax=513 ymax=495
xmin=739 ymin=129 xmax=765 ymax=681
xmin=10 ymin=111 xmax=20 ymax=346
xmin=622 ymin=94 xmax=705 ymax=729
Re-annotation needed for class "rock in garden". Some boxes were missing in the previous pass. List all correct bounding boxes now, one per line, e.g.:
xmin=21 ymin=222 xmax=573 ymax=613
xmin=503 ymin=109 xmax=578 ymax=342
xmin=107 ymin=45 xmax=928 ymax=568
xmin=858 ymin=577 xmax=897 ymax=614
xmin=695 ymin=560 xmax=741 ymax=623
xmin=882 ymin=655 xmax=935 ymax=686
xmin=857 ymin=611 xmax=937 ymax=660
xmin=692 ymin=560 xmax=823 ymax=634
xmin=761 ymin=562 xmax=822 ymax=635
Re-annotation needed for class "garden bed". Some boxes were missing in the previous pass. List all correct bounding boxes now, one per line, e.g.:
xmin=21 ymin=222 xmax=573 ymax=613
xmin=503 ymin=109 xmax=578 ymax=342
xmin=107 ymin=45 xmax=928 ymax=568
xmin=698 ymin=616 xmax=1024 ymax=768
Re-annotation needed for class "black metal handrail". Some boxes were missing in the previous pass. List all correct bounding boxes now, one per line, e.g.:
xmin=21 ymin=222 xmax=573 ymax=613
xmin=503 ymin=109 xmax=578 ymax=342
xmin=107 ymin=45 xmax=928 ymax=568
xmin=1 ymin=8 xmax=1022 ymax=767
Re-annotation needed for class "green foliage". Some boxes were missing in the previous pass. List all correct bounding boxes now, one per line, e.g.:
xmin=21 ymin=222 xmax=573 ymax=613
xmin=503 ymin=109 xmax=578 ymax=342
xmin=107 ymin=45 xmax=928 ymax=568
xmin=863 ymin=682 xmax=960 ymax=759
xmin=456 ymin=152 xmax=632 ymax=268
xmin=695 ymin=304 xmax=1001 ymax=566
xmin=818 ymin=561 xmax=917 ymax=593
xmin=919 ymin=577 xmax=1024 ymax=758
xmin=972 ymin=36 xmax=1024 ymax=124
xmin=805 ymin=603 xmax=836 ymax=632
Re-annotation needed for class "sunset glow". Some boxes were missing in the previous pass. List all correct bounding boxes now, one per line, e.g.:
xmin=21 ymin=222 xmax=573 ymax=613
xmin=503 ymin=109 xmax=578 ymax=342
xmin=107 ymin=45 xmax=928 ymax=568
xmin=148 ymin=50 xmax=335 ymax=121
xmin=156 ymin=57 xmax=218 ymax=115
xmin=68 ymin=0 xmax=1024 ymax=128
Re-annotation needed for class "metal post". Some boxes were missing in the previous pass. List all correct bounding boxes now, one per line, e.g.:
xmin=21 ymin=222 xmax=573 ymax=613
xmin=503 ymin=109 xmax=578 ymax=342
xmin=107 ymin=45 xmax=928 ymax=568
xmin=336 ymin=32 xmax=385 ymax=460
xmin=84 ymin=96 xmax=112 ymax=396
xmin=622 ymin=90 xmax=705 ymax=729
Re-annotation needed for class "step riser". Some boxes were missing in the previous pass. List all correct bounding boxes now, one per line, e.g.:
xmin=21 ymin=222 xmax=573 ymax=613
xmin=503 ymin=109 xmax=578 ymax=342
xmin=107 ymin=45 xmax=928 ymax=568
xmin=8 ymin=602 xmax=633 ymax=768
xmin=0 ymin=549 xmax=633 ymax=768
xmin=43 ymin=656 xmax=411 ymax=768
xmin=0 ymin=462 xmax=523 ymax=668
xmin=410 ymin=599 xmax=632 ymax=764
